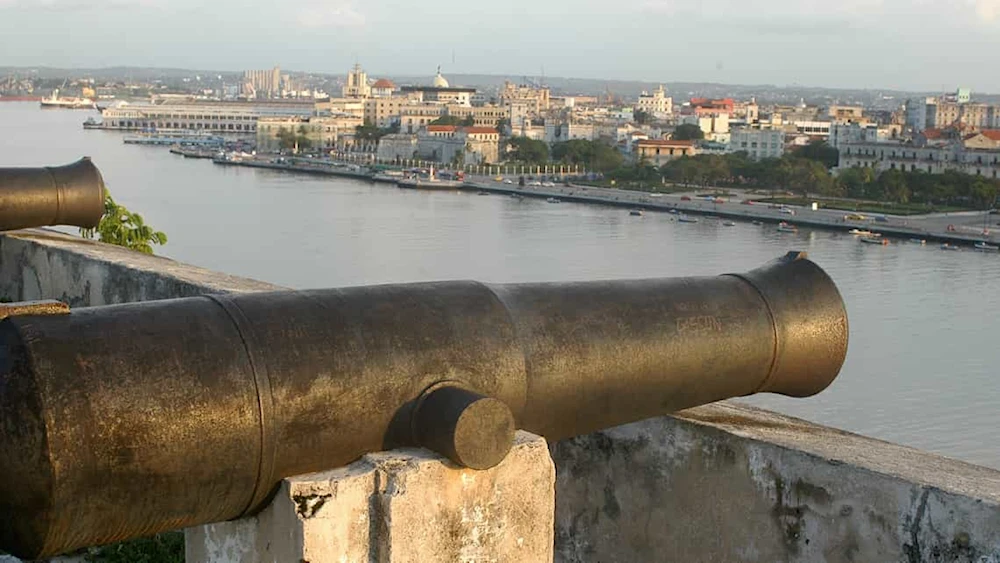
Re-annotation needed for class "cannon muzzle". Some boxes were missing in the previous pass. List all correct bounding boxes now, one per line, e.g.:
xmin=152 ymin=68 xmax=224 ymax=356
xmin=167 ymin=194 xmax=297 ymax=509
xmin=0 ymin=252 xmax=848 ymax=558
xmin=0 ymin=158 xmax=105 ymax=231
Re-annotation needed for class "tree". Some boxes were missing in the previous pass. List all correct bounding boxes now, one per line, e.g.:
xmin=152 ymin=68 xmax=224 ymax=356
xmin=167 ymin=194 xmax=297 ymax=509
xmin=80 ymin=191 xmax=167 ymax=255
xmin=506 ymin=137 xmax=549 ymax=164
xmin=633 ymin=109 xmax=652 ymax=125
xmin=429 ymin=115 xmax=463 ymax=126
xmin=551 ymin=139 xmax=623 ymax=173
xmin=838 ymin=167 xmax=875 ymax=199
xmin=970 ymin=178 xmax=999 ymax=210
xmin=793 ymin=141 xmax=840 ymax=169
xmin=460 ymin=115 xmax=475 ymax=127
xmin=672 ymin=123 xmax=705 ymax=141
xmin=878 ymin=168 xmax=911 ymax=204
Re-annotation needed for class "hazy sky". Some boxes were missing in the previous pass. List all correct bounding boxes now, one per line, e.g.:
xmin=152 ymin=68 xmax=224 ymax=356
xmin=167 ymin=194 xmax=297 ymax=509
xmin=2 ymin=0 xmax=1000 ymax=93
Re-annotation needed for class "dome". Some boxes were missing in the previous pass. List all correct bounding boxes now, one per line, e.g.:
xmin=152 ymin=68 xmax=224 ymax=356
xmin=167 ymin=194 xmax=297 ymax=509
xmin=433 ymin=69 xmax=449 ymax=88
xmin=372 ymin=79 xmax=395 ymax=89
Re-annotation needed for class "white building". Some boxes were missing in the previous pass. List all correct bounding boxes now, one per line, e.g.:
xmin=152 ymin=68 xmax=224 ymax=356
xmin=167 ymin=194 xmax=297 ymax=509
xmin=99 ymin=100 xmax=315 ymax=133
xmin=829 ymin=122 xmax=897 ymax=150
xmin=635 ymin=85 xmax=672 ymax=117
xmin=729 ymin=128 xmax=785 ymax=160
xmin=839 ymin=138 xmax=1000 ymax=179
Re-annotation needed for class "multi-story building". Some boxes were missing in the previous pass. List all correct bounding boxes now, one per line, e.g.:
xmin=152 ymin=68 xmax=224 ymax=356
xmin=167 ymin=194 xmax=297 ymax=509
xmin=364 ymin=97 xmax=406 ymax=128
xmin=371 ymin=79 xmax=396 ymax=98
xmin=839 ymin=132 xmax=1000 ymax=179
xmin=242 ymin=67 xmax=281 ymax=99
xmin=256 ymin=114 xmax=364 ymax=152
xmin=315 ymin=98 xmax=365 ymax=119
xmin=376 ymin=134 xmax=419 ymax=161
xmin=399 ymin=103 xmax=447 ymax=134
xmin=444 ymin=104 xmax=511 ymax=128
xmin=545 ymin=122 xmax=596 ymax=143
xmin=634 ymin=139 xmax=696 ymax=166
xmin=792 ymin=120 xmax=832 ymax=138
xmin=342 ymin=64 xmax=371 ymax=99
xmin=98 ymin=100 xmax=315 ymax=133
xmin=688 ymin=98 xmax=734 ymax=116
xmin=829 ymin=122 xmax=895 ymax=150
xmin=827 ymin=105 xmax=865 ymax=124
xmin=498 ymin=81 xmax=551 ymax=114
xmin=400 ymin=69 xmax=476 ymax=106
xmin=728 ymin=128 xmax=785 ymax=160
xmin=415 ymin=125 xmax=500 ymax=165
xmin=635 ymin=85 xmax=672 ymax=117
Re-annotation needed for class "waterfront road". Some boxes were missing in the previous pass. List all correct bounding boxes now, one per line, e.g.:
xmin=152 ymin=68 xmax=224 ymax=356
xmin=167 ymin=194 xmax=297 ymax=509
xmin=464 ymin=176 xmax=1000 ymax=246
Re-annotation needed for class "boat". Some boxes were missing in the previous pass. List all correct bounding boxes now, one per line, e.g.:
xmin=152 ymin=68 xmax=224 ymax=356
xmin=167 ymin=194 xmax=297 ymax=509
xmin=397 ymin=166 xmax=465 ymax=190
xmin=849 ymin=229 xmax=875 ymax=236
xmin=477 ymin=191 xmax=491 ymax=196
xmin=722 ymin=220 xmax=736 ymax=227
xmin=860 ymin=235 xmax=889 ymax=245
xmin=776 ymin=222 xmax=797 ymax=233
xmin=668 ymin=208 xmax=679 ymax=214
xmin=940 ymin=243 xmax=961 ymax=251
xmin=752 ymin=220 xmax=763 ymax=226
xmin=629 ymin=209 xmax=643 ymax=216
xmin=973 ymin=241 xmax=999 ymax=251
xmin=678 ymin=214 xmax=699 ymax=223
xmin=546 ymin=197 xmax=561 ymax=203
xmin=82 ymin=117 xmax=103 ymax=129
xmin=39 ymin=89 xmax=96 ymax=110
xmin=909 ymin=238 xmax=927 ymax=245
xmin=509 ymin=193 xmax=524 ymax=200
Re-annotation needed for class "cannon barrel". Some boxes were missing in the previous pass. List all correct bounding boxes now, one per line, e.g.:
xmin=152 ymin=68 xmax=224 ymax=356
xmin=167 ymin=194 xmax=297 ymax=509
xmin=0 ymin=158 xmax=105 ymax=231
xmin=0 ymin=252 xmax=848 ymax=558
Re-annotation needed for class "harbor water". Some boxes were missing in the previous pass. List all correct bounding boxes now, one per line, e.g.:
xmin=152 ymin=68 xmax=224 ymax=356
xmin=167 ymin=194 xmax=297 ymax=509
xmin=2 ymin=102 xmax=999 ymax=469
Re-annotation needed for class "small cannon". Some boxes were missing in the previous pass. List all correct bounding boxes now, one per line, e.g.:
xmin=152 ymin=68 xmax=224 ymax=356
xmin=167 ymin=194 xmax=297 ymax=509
xmin=0 ymin=252 xmax=848 ymax=558
xmin=0 ymin=158 xmax=105 ymax=231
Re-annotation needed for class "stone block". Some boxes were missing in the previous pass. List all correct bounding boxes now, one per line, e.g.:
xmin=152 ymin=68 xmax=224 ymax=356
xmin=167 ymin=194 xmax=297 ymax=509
xmin=186 ymin=431 xmax=554 ymax=563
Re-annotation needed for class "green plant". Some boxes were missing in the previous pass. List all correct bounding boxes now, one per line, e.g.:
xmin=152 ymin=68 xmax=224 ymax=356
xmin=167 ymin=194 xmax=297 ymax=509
xmin=84 ymin=532 xmax=184 ymax=563
xmin=80 ymin=191 xmax=167 ymax=254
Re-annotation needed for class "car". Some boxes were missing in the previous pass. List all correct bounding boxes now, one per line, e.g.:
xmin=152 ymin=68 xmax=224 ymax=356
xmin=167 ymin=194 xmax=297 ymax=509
xmin=503 ymin=179 xmax=513 ymax=185
xmin=542 ymin=181 xmax=555 ymax=187
xmin=845 ymin=214 xmax=866 ymax=220
xmin=768 ymin=204 xmax=782 ymax=209
xmin=713 ymin=198 xmax=725 ymax=204
xmin=741 ymin=200 xmax=755 ymax=205
xmin=680 ymin=195 xmax=692 ymax=201
xmin=528 ymin=181 xmax=542 ymax=186
xmin=779 ymin=207 xmax=795 ymax=215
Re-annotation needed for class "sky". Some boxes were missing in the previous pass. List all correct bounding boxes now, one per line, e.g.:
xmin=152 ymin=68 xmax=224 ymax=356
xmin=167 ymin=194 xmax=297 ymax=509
xmin=2 ymin=0 xmax=1000 ymax=93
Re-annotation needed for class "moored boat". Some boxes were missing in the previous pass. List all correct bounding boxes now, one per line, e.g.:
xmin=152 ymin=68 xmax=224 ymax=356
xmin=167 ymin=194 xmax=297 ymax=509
xmin=678 ymin=214 xmax=699 ymax=223
xmin=722 ymin=220 xmax=736 ymax=226
xmin=940 ymin=243 xmax=961 ymax=251
xmin=629 ymin=209 xmax=643 ymax=216
xmin=860 ymin=235 xmax=889 ymax=245
xmin=849 ymin=229 xmax=875 ymax=236
xmin=776 ymin=222 xmax=797 ymax=233
xmin=546 ymin=197 xmax=561 ymax=203
xmin=973 ymin=241 xmax=999 ymax=251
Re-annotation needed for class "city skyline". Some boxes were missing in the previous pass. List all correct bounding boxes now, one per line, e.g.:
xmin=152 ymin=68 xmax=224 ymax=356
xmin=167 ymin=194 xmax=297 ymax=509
xmin=1 ymin=0 xmax=999 ymax=93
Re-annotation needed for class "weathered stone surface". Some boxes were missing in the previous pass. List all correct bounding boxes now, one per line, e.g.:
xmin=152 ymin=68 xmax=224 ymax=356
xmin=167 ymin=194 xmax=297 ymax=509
xmin=187 ymin=431 xmax=555 ymax=563
xmin=0 ymin=228 xmax=281 ymax=306
xmin=552 ymin=401 xmax=1000 ymax=563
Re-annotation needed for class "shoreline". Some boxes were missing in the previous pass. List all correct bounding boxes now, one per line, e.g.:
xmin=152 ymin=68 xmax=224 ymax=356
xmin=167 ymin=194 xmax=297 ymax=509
xmin=209 ymin=157 xmax=998 ymax=247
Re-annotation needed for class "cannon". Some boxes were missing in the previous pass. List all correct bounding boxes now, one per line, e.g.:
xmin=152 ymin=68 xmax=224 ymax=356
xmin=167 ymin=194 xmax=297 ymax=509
xmin=0 ymin=158 xmax=105 ymax=231
xmin=0 ymin=252 xmax=848 ymax=558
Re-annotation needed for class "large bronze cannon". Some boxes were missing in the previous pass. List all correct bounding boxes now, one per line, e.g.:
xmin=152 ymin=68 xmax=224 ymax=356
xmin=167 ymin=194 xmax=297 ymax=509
xmin=0 ymin=158 xmax=105 ymax=231
xmin=0 ymin=252 xmax=848 ymax=558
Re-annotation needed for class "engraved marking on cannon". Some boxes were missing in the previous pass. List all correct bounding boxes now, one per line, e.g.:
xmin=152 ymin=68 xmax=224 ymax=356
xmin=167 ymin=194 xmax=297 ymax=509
xmin=676 ymin=315 xmax=723 ymax=336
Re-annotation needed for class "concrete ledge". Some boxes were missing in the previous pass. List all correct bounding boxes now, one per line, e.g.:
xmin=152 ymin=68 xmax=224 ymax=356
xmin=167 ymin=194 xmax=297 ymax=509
xmin=0 ymin=229 xmax=282 ymax=306
xmin=186 ymin=432 xmax=555 ymax=563
xmin=552 ymin=401 xmax=1000 ymax=563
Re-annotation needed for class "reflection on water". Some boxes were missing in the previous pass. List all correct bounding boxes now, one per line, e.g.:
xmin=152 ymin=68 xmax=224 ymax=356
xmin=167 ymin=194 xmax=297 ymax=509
xmin=3 ymin=103 xmax=1000 ymax=468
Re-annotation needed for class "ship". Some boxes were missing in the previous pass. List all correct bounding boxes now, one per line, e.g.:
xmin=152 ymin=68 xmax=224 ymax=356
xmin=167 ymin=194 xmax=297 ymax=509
xmin=39 ymin=89 xmax=96 ymax=110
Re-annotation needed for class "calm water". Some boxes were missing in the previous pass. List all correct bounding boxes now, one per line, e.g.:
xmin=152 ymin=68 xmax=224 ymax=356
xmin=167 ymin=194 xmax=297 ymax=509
xmin=2 ymin=103 xmax=999 ymax=468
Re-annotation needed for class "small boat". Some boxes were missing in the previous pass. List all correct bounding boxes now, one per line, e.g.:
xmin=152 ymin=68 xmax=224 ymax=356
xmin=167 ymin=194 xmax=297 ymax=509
xmin=546 ymin=197 xmax=561 ymax=203
xmin=776 ymin=222 xmax=797 ymax=233
xmin=973 ymin=241 xmax=999 ymax=251
xmin=509 ymin=193 xmax=524 ymax=200
xmin=668 ymin=209 xmax=679 ymax=214
xmin=722 ymin=220 xmax=736 ymax=227
xmin=940 ymin=243 xmax=960 ymax=251
xmin=849 ymin=229 xmax=875 ymax=236
xmin=752 ymin=220 xmax=763 ymax=226
xmin=477 ymin=191 xmax=491 ymax=196
xmin=860 ymin=235 xmax=888 ymax=245
xmin=909 ymin=238 xmax=927 ymax=245
xmin=678 ymin=214 xmax=699 ymax=223
xmin=629 ymin=209 xmax=643 ymax=217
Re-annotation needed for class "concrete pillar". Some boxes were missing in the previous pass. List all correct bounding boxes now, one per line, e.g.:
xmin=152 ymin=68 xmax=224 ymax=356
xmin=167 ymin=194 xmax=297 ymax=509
xmin=186 ymin=432 xmax=554 ymax=563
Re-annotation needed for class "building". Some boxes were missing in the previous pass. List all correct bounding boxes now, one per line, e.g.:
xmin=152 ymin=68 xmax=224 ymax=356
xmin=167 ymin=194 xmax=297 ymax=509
xmin=680 ymin=113 xmax=729 ymax=142
xmin=827 ymin=105 xmax=865 ymax=124
xmin=242 ymin=67 xmax=281 ymax=99
xmin=635 ymin=139 xmax=696 ymax=166
xmin=413 ymin=125 xmax=500 ymax=165
xmin=399 ymin=103 xmax=447 ymax=134
xmin=371 ymin=79 xmax=396 ymax=99
xmin=342 ymin=64 xmax=371 ymax=99
xmin=545 ymin=122 xmax=596 ymax=144
xmin=444 ymin=104 xmax=511 ymax=128
xmin=315 ymin=98 xmax=365 ymax=119
xmin=98 ymin=100 xmax=315 ymax=133
xmin=839 ymin=135 xmax=1000 ymax=179
xmin=400 ymin=68 xmax=476 ymax=106
xmin=688 ymin=98 xmax=734 ymax=116
xmin=364 ymin=96 xmax=406 ymax=128
xmin=729 ymin=129 xmax=785 ymax=160
xmin=376 ymin=133 xmax=419 ymax=161
xmin=498 ymin=81 xmax=551 ymax=114
xmin=829 ymin=122 xmax=896 ymax=150
xmin=635 ymin=85 xmax=672 ymax=117
xmin=256 ymin=114 xmax=364 ymax=152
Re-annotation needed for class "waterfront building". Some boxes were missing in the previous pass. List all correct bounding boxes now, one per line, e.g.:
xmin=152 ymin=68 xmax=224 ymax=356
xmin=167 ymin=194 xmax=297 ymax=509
xmin=255 ymin=114 xmax=364 ymax=152
xmin=634 ymin=139 xmax=696 ymax=166
xmin=342 ymin=64 xmax=371 ymax=99
xmin=98 ymin=100 xmax=315 ymax=133
xmin=416 ymin=125 xmax=500 ymax=165
xmin=839 ymin=131 xmax=1000 ymax=179
xmin=376 ymin=133 xmax=419 ymax=161
xmin=242 ymin=66 xmax=281 ymax=99
xmin=728 ymin=128 xmax=785 ymax=160
xmin=635 ymin=85 xmax=672 ymax=117
xmin=314 ymin=98 xmax=365 ymax=119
